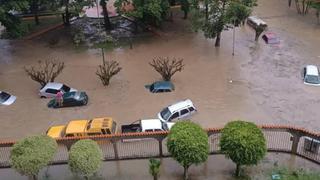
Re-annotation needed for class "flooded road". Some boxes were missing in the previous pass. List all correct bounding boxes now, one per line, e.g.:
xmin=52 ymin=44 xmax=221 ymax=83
xmin=0 ymin=0 xmax=319 ymax=141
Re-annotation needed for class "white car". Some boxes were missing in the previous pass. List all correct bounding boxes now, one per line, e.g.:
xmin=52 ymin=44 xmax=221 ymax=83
xmin=302 ymin=65 xmax=320 ymax=86
xmin=0 ymin=91 xmax=16 ymax=106
xmin=39 ymin=82 xmax=77 ymax=98
xmin=158 ymin=99 xmax=197 ymax=122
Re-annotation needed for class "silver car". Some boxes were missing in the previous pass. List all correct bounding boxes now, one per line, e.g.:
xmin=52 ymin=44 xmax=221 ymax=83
xmin=0 ymin=91 xmax=16 ymax=106
xmin=39 ymin=82 xmax=77 ymax=98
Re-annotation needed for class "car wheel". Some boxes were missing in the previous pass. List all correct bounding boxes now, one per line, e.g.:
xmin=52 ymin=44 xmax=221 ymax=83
xmin=82 ymin=99 xmax=88 ymax=105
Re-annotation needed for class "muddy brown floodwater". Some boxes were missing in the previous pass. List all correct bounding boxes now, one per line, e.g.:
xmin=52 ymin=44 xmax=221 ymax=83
xmin=0 ymin=0 xmax=319 ymax=142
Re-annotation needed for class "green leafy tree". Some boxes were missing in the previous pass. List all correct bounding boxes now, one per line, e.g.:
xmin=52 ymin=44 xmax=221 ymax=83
xmin=310 ymin=1 xmax=320 ymax=24
xmin=149 ymin=158 xmax=161 ymax=180
xmin=68 ymin=139 xmax=103 ymax=180
xmin=10 ymin=135 xmax=58 ymax=180
xmin=0 ymin=0 xmax=29 ymax=38
xmin=115 ymin=0 xmax=169 ymax=26
xmin=220 ymin=120 xmax=267 ymax=177
xmin=60 ymin=0 xmax=93 ymax=26
xmin=191 ymin=0 xmax=255 ymax=47
xmin=167 ymin=121 xmax=209 ymax=180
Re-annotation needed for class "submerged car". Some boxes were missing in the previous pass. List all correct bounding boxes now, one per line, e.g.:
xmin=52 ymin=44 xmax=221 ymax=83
xmin=48 ymin=91 xmax=88 ymax=108
xmin=247 ymin=16 xmax=267 ymax=29
xmin=145 ymin=81 xmax=175 ymax=93
xmin=39 ymin=82 xmax=77 ymax=98
xmin=302 ymin=65 xmax=320 ymax=86
xmin=158 ymin=99 xmax=197 ymax=122
xmin=0 ymin=91 xmax=16 ymax=106
xmin=262 ymin=32 xmax=280 ymax=44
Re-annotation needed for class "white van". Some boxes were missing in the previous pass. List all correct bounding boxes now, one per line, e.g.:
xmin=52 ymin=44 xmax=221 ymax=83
xmin=247 ymin=16 xmax=267 ymax=29
xmin=158 ymin=99 xmax=197 ymax=122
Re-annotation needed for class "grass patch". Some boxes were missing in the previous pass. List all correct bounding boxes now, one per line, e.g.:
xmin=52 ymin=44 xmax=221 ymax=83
xmin=269 ymin=167 xmax=320 ymax=180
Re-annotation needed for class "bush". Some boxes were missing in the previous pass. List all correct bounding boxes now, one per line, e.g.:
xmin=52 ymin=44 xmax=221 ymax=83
xmin=10 ymin=135 xmax=57 ymax=180
xmin=167 ymin=121 xmax=209 ymax=180
xmin=96 ymin=59 xmax=122 ymax=86
xmin=220 ymin=120 xmax=267 ymax=177
xmin=149 ymin=158 xmax=161 ymax=180
xmin=68 ymin=139 xmax=103 ymax=180
xmin=149 ymin=57 xmax=184 ymax=81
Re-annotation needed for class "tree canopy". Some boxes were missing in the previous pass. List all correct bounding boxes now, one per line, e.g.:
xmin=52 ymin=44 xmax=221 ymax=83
xmin=167 ymin=121 xmax=209 ymax=180
xmin=220 ymin=120 xmax=267 ymax=176
xmin=10 ymin=135 xmax=57 ymax=180
xmin=68 ymin=139 xmax=103 ymax=179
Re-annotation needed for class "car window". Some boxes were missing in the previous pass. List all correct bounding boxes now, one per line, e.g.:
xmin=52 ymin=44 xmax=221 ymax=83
xmin=169 ymin=112 xmax=179 ymax=120
xmin=180 ymin=109 xmax=189 ymax=116
xmin=46 ymin=89 xmax=59 ymax=94
xmin=61 ymin=85 xmax=71 ymax=92
xmin=164 ymin=89 xmax=171 ymax=92
xmin=145 ymin=129 xmax=153 ymax=132
xmin=188 ymin=107 xmax=195 ymax=112
xmin=160 ymin=108 xmax=172 ymax=121
xmin=154 ymin=129 xmax=162 ymax=132
xmin=157 ymin=89 xmax=164 ymax=93
xmin=0 ymin=92 xmax=10 ymax=103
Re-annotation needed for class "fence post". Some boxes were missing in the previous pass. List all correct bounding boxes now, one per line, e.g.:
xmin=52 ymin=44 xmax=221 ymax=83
xmin=158 ymin=139 xmax=163 ymax=157
xmin=112 ymin=139 xmax=119 ymax=160
xmin=290 ymin=131 xmax=302 ymax=154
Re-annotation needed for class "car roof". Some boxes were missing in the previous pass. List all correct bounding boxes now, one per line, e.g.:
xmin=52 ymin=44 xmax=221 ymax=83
xmin=153 ymin=81 xmax=174 ymax=89
xmin=42 ymin=82 xmax=63 ymax=90
xmin=47 ymin=125 xmax=66 ymax=138
xmin=141 ymin=119 xmax=162 ymax=131
xmin=65 ymin=120 xmax=88 ymax=134
xmin=306 ymin=65 xmax=319 ymax=76
xmin=168 ymin=99 xmax=194 ymax=112
xmin=248 ymin=16 xmax=267 ymax=26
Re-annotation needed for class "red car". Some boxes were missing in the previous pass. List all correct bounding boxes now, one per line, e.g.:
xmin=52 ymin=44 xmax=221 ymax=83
xmin=262 ymin=32 xmax=280 ymax=44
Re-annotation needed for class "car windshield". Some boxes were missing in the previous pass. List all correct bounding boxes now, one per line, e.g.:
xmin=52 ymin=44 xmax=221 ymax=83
xmin=61 ymin=85 xmax=71 ymax=92
xmin=160 ymin=108 xmax=171 ymax=121
xmin=149 ymin=84 xmax=155 ymax=92
xmin=0 ymin=92 xmax=11 ymax=103
xmin=306 ymin=75 xmax=320 ymax=84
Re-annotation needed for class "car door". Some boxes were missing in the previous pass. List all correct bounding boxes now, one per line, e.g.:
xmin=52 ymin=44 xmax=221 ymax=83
xmin=168 ymin=112 xmax=179 ymax=122
xmin=179 ymin=109 xmax=190 ymax=119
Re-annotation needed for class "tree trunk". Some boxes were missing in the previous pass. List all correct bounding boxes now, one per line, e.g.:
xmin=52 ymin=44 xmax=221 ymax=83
xmin=215 ymin=32 xmax=221 ymax=47
xmin=183 ymin=165 xmax=189 ymax=180
xmin=100 ymin=0 xmax=112 ymax=31
xmin=64 ymin=0 xmax=70 ymax=26
xmin=30 ymin=174 xmax=37 ymax=180
xmin=205 ymin=3 xmax=208 ymax=20
xmin=183 ymin=11 xmax=188 ymax=19
xmin=32 ymin=0 xmax=39 ymax=25
xmin=288 ymin=0 xmax=292 ymax=7
xmin=235 ymin=164 xmax=241 ymax=177
xmin=153 ymin=175 xmax=158 ymax=180
xmin=255 ymin=31 xmax=259 ymax=41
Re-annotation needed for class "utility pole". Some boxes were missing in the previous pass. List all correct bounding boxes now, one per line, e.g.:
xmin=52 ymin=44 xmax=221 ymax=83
xmin=232 ymin=19 xmax=235 ymax=56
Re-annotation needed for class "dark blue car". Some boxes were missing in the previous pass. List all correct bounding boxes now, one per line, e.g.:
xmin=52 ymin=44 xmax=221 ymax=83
xmin=145 ymin=81 xmax=175 ymax=93
xmin=48 ymin=91 xmax=88 ymax=108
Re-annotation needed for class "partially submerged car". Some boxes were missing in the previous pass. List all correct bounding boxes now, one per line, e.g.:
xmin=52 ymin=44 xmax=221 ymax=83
xmin=145 ymin=81 xmax=175 ymax=93
xmin=121 ymin=119 xmax=175 ymax=133
xmin=247 ymin=16 xmax=267 ymax=29
xmin=39 ymin=82 xmax=77 ymax=98
xmin=47 ymin=91 xmax=88 ymax=108
xmin=0 ymin=91 xmax=16 ymax=106
xmin=158 ymin=99 xmax=197 ymax=122
xmin=302 ymin=65 xmax=320 ymax=86
xmin=262 ymin=32 xmax=280 ymax=44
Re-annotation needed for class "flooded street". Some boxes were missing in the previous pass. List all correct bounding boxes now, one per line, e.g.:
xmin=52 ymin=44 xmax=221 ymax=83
xmin=0 ymin=0 xmax=319 ymax=142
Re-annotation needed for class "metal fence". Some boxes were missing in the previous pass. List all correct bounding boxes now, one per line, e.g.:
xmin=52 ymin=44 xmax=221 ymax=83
xmin=0 ymin=125 xmax=320 ymax=168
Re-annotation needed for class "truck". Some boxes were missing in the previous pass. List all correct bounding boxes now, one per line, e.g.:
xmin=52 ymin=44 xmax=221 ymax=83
xmin=46 ymin=117 xmax=117 ymax=138
xmin=121 ymin=119 xmax=175 ymax=133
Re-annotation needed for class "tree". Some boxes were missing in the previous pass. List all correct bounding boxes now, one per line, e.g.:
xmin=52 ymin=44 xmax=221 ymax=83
xmin=115 ymin=0 xmax=170 ymax=26
xmin=24 ymin=59 xmax=65 ymax=87
xmin=167 ymin=121 xmax=209 ymax=180
xmin=220 ymin=120 xmax=267 ymax=177
xmin=0 ymin=0 xmax=29 ymax=38
xmin=96 ymin=58 xmax=122 ymax=86
xmin=149 ymin=158 xmax=161 ymax=180
xmin=100 ymin=0 xmax=112 ymax=31
xmin=310 ymin=1 xmax=320 ymax=24
xmin=60 ymin=0 xmax=93 ymax=26
xmin=10 ymin=135 xmax=58 ymax=180
xmin=190 ymin=0 xmax=255 ymax=47
xmin=149 ymin=57 xmax=184 ymax=81
xmin=68 ymin=139 xmax=103 ymax=180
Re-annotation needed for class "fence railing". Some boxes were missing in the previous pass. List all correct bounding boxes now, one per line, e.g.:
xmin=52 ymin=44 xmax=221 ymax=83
xmin=0 ymin=125 xmax=320 ymax=168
